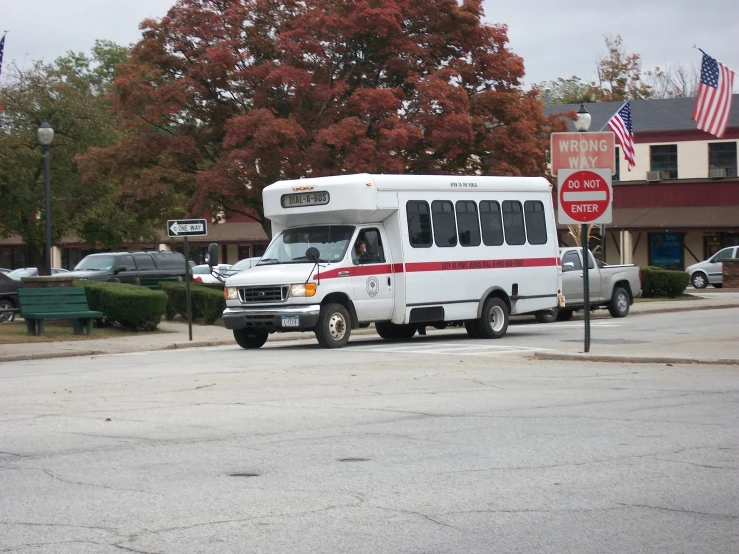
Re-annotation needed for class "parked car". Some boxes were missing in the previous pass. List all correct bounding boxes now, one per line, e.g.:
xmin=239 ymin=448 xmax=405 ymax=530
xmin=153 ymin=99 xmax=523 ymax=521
xmin=686 ymin=245 xmax=739 ymax=289
xmin=534 ymin=247 xmax=642 ymax=323
xmin=225 ymin=256 xmax=261 ymax=276
xmin=192 ymin=264 xmax=232 ymax=284
xmin=6 ymin=267 xmax=69 ymax=280
xmin=0 ymin=273 xmax=21 ymax=323
xmin=65 ymin=251 xmax=189 ymax=284
xmin=0 ymin=268 xmax=10 ymax=274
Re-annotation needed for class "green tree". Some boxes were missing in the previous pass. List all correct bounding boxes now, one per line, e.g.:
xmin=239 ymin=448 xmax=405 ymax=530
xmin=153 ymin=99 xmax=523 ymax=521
xmin=540 ymin=76 xmax=600 ymax=104
xmin=0 ymin=41 xmax=157 ymax=269
xmin=78 ymin=0 xmax=569 ymax=237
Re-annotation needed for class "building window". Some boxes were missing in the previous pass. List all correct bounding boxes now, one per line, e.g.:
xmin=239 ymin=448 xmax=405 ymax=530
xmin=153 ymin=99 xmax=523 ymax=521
xmin=455 ymin=201 xmax=481 ymax=247
xmin=432 ymin=200 xmax=457 ymax=247
xmin=650 ymin=145 xmax=678 ymax=179
xmin=407 ymin=201 xmax=432 ymax=247
xmin=613 ymin=147 xmax=620 ymax=181
xmin=502 ymin=201 xmax=526 ymax=246
xmin=709 ymin=142 xmax=738 ymax=177
xmin=480 ymin=201 xmax=504 ymax=246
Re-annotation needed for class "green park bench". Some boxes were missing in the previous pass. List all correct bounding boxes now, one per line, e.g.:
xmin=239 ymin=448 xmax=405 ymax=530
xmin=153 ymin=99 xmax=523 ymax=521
xmin=18 ymin=287 xmax=103 ymax=336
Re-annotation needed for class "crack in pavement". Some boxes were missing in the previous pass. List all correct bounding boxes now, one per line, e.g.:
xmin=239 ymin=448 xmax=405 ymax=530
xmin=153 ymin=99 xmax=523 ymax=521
xmin=1 ymin=540 xmax=109 ymax=552
xmin=39 ymin=468 xmax=164 ymax=497
xmin=372 ymin=506 xmax=460 ymax=531
xmin=617 ymin=503 xmax=737 ymax=519
xmin=649 ymin=457 xmax=739 ymax=470
xmin=0 ymin=521 xmax=116 ymax=533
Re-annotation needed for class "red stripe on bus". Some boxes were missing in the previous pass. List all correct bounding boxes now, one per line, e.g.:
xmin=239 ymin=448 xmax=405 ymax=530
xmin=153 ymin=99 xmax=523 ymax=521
xmin=314 ymin=258 xmax=557 ymax=280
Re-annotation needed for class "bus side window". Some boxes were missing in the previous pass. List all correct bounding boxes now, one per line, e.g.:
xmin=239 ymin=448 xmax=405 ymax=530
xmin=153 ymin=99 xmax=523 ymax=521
xmin=432 ymin=200 xmax=457 ymax=247
xmin=480 ymin=201 xmax=504 ymax=246
xmin=456 ymin=201 xmax=481 ymax=247
xmin=502 ymin=201 xmax=526 ymax=245
xmin=407 ymin=201 xmax=433 ymax=248
xmin=524 ymin=201 xmax=548 ymax=245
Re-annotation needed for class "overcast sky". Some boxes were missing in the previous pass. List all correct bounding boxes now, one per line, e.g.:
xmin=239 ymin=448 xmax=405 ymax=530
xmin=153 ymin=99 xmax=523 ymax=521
xmin=2 ymin=0 xmax=738 ymax=91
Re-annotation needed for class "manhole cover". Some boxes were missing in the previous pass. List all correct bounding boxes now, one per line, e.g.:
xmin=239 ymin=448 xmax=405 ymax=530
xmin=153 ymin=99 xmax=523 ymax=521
xmin=337 ymin=458 xmax=370 ymax=463
xmin=229 ymin=472 xmax=260 ymax=477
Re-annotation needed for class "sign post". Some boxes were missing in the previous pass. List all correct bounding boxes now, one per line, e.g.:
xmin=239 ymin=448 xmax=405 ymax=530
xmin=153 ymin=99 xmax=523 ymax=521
xmin=167 ymin=219 xmax=208 ymax=341
xmin=556 ymin=169 xmax=613 ymax=353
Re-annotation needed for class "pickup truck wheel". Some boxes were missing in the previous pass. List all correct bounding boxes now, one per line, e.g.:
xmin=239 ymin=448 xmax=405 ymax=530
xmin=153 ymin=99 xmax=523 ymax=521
xmin=608 ymin=287 xmax=630 ymax=318
xmin=691 ymin=272 xmax=708 ymax=289
xmin=375 ymin=321 xmax=416 ymax=340
xmin=0 ymin=299 xmax=15 ymax=323
xmin=233 ymin=328 xmax=269 ymax=349
xmin=556 ymin=309 xmax=574 ymax=322
xmin=476 ymin=297 xmax=509 ymax=339
xmin=535 ymin=309 xmax=557 ymax=324
xmin=315 ymin=303 xmax=351 ymax=348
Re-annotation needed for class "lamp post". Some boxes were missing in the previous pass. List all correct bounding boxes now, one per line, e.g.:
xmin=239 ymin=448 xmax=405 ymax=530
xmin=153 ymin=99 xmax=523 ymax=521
xmin=574 ymin=104 xmax=592 ymax=353
xmin=37 ymin=121 xmax=54 ymax=276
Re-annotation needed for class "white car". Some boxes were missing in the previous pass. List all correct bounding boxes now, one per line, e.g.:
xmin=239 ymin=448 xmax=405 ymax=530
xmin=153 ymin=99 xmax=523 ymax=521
xmin=225 ymin=257 xmax=261 ymax=276
xmin=686 ymin=245 xmax=739 ymax=289
xmin=192 ymin=264 xmax=231 ymax=284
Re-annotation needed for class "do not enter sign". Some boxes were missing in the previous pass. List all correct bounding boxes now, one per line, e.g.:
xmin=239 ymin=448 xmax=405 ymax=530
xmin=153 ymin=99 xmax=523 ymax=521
xmin=557 ymin=168 xmax=613 ymax=225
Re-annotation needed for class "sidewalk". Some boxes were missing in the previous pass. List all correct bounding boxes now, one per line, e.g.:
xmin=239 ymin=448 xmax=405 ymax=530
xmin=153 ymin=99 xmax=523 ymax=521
xmin=1 ymin=291 xmax=737 ymax=363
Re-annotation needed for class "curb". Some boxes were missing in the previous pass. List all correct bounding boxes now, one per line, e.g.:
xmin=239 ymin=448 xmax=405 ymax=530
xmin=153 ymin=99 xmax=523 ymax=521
xmin=533 ymin=352 xmax=739 ymax=366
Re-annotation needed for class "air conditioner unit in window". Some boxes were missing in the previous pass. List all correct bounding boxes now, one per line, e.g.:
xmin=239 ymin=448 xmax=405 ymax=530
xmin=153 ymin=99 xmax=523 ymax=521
xmin=646 ymin=170 xmax=663 ymax=181
xmin=709 ymin=167 xmax=727 ymax=178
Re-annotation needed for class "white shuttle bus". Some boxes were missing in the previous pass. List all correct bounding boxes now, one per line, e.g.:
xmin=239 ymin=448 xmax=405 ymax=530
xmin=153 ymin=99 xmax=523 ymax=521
xmin=216 ymin=173 xmax=564 ymax=349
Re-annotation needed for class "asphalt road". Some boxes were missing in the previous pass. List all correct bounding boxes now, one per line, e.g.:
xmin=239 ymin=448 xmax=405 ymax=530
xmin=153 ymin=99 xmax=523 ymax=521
xmin=1 ymin=310 xmax=738 ymax=553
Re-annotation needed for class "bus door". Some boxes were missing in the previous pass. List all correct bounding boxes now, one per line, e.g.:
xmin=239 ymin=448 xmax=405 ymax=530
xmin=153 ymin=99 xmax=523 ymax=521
xmin=350 ymin=227 xmax=394 ymax=321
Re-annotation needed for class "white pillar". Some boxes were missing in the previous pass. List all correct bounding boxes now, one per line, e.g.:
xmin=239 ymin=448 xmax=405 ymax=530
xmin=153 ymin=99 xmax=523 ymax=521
xmin=622 ymin=231 xmax=634 ymax=265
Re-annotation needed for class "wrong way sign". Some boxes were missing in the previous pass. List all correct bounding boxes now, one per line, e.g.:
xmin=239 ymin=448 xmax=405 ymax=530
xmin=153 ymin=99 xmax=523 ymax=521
xmin=557 ymin=169 xmax=612 ymax=225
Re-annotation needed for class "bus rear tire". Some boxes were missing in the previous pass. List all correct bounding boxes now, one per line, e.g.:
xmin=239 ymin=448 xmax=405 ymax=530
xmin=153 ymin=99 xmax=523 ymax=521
xmin=465 ymin=321 xmax=481 ymax=338
xmin=476 ymin=297 xmax=509 ymax=339
xmin=376 ymin=321 xmax=416 ymax=340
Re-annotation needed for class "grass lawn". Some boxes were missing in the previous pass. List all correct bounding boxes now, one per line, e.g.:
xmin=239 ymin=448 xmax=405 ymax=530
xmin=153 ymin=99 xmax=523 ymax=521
xmin=0 ymin=321 xmax=167 ymax=344
xmin=634 ymin=294 xmax=700 ymax=303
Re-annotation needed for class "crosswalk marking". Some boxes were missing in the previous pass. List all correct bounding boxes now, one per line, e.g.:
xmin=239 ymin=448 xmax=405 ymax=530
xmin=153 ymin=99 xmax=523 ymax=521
xmin=342 ymin=341 xmax=551 ymax=357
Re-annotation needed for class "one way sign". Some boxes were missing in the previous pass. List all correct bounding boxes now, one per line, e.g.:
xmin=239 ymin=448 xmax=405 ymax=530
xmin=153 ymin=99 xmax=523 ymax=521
xmin=167 ymin=219 xmax=208 ymax=237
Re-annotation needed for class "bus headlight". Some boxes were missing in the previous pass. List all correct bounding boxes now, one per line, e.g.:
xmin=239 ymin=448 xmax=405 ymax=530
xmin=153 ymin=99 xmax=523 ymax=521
xmin=224 ymin=287 xmax=239 ymax=300
xmin=290 ymin=283 xmax=317 ymax=297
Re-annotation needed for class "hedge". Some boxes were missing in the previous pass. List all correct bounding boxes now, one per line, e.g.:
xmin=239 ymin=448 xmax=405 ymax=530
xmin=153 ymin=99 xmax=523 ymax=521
xmin=75 ymin=281 xmax=167 ymax=331
xmin=640 ymin=267 xmax=690 ymax=298
xmin=160 ymin=282 xmax=226 ymax=324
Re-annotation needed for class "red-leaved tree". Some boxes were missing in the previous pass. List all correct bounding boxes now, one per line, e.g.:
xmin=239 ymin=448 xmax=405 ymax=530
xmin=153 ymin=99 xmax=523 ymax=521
xmin=78 ymin=0 xmax=568 ymax=236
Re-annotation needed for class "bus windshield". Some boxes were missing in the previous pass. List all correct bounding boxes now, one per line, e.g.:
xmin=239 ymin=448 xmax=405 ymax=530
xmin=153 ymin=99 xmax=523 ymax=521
xmin=258 ymin=226 xmax=355 ymax=265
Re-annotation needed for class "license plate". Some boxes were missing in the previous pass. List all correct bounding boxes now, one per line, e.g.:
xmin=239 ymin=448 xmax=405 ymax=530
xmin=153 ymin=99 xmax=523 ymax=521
xmin=281 ymin=315 xmax=300 ymax=327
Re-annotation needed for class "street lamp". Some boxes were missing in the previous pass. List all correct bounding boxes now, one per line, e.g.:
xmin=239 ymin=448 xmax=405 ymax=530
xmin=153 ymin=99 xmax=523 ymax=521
xmin=574 ymin=104 xmax=592 ymax=352
xmin=37 ymin=121 xmax=54 ymax=276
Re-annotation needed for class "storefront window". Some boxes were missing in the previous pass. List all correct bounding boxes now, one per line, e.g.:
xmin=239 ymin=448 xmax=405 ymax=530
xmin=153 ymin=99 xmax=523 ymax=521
xmin=649 ymin=232 xmax=683 ymax=269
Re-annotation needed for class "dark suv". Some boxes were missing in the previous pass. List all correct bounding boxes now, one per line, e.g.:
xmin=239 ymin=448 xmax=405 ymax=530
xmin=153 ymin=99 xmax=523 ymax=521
xmin=65 ymin=251 xmax=189 ymax=284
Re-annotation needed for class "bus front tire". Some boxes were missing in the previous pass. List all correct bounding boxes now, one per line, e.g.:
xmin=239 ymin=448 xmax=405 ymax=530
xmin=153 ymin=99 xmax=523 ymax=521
xmin=233 ymin=328 xmax=269 ymax=349
xmin=315 ymin=303 xmax=351 ymax=348
xmin=476 ymin=297 xmax=509 ymax=339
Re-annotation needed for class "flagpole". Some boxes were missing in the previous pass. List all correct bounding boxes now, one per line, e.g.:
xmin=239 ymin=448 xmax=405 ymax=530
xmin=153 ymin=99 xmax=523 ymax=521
xmin=598 ymin=100 xmax=629 ymax=131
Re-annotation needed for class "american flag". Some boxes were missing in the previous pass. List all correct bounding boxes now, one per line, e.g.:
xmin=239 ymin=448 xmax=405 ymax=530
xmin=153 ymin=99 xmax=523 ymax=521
xmin=692 ymin=52 xmax=735 ymax=138
xmin=607 ymin=102 xmax=635 ymax=171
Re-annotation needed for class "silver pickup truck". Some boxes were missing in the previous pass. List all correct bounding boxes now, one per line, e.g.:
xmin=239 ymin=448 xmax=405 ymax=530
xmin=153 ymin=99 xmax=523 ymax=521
xmin=535 ymin=247 xmax=642 ymax=323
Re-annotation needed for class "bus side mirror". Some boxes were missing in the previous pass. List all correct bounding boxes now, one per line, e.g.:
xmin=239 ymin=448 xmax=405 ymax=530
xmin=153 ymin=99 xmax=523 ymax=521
xmin=206 ymin=243 xmax=219 ymax=268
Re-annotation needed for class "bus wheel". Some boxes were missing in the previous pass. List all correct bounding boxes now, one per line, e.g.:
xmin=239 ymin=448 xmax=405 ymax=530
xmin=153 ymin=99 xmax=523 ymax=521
xmin=315 ymin=303 xmax=351 ymax=348
xmin=465 ymin=321 xmax=481 ymax=338
xmin=376 ymin=322 xmax=416 ymax=340
xmin=535 ymin=309 xmax=557 ymax=324
xmin=233 ymin=329 xmax=269 ymax=349
xmin=476 ymin=297 xmax=509 ymax=339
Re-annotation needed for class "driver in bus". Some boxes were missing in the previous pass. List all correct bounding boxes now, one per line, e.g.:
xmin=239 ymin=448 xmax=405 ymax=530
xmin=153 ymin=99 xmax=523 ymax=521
xmin=354 ymin=240 xmax=371 ymax=263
